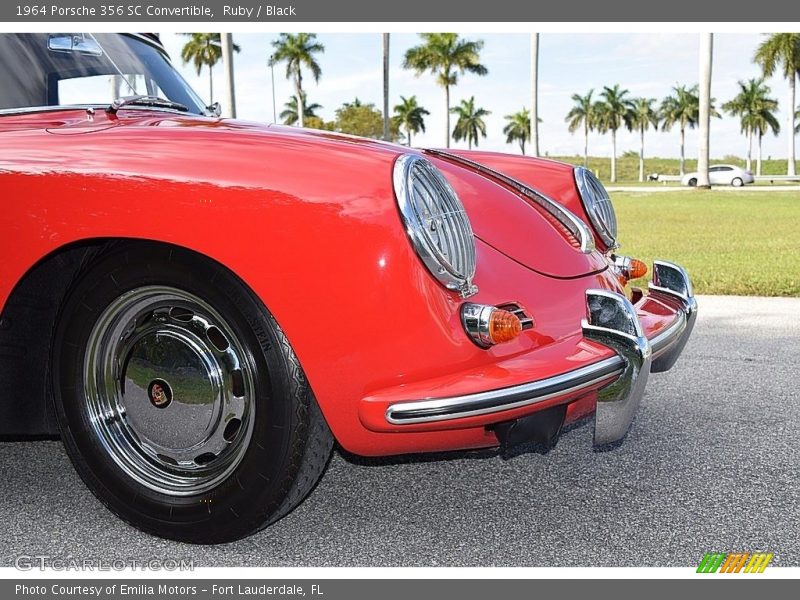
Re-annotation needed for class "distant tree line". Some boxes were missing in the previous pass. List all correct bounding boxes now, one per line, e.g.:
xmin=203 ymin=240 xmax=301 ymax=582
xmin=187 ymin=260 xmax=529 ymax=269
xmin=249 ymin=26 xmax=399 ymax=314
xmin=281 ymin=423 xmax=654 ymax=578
xmin=182 ymin=32 xmax=800 ymax=179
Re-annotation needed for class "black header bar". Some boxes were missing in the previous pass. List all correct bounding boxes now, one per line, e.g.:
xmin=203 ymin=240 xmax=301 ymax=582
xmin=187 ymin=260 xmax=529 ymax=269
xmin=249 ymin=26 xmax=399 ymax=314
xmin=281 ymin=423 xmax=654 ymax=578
xmin=1 ymin=0 xmax=798 ymax=22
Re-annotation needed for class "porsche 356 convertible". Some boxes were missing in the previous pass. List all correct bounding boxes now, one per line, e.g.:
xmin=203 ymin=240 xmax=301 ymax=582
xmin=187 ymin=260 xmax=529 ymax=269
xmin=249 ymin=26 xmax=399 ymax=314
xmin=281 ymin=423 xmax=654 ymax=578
xmin=0 ymin=33 xmax=696 ymax=542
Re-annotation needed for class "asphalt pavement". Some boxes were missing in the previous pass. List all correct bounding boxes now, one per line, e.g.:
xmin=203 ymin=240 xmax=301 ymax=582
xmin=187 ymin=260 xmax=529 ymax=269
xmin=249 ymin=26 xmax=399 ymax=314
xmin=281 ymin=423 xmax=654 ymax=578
xmin=1 ymin=295 xmax=798 ymax=567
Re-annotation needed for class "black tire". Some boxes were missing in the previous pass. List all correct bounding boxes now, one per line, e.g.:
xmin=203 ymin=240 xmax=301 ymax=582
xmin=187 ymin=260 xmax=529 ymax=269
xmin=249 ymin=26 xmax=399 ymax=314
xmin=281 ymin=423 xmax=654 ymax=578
xmin=731 ymin=177 xmax=744 ymax=187
xmin=687 ymin=178 xmax=698 ymax=187
xmin=52 ymin=242 xmax=333 ymax=543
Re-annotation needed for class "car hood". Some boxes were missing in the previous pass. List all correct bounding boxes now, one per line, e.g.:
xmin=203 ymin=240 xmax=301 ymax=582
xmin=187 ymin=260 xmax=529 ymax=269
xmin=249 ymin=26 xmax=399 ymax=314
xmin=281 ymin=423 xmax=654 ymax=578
xmin=429 ymin=155 xmax=607 ymax=278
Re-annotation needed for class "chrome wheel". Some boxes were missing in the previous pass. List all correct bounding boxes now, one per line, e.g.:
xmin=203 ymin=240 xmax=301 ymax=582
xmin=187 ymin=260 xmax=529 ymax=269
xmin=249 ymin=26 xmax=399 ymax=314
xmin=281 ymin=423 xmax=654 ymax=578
xmin=83 ymin=286 xmax=255 ymax=496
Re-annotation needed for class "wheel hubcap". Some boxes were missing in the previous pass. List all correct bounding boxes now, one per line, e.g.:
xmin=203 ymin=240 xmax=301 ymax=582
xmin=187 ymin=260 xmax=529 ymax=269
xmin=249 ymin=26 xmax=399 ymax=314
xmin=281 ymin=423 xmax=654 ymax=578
xmin=83 ymin=286 xmax=255 ymax=496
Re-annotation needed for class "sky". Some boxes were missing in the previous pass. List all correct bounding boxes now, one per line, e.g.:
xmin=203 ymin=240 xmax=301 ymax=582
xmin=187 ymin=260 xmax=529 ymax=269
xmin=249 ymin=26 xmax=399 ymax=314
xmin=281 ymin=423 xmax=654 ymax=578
xmin=160 ymin=32 xmax=796 ymax=161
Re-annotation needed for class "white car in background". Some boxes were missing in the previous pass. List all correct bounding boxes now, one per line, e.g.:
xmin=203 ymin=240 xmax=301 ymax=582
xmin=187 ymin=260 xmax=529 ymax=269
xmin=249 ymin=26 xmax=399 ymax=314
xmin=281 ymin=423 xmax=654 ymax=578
xmin=681 ymin=165 xmax=755 ymax=187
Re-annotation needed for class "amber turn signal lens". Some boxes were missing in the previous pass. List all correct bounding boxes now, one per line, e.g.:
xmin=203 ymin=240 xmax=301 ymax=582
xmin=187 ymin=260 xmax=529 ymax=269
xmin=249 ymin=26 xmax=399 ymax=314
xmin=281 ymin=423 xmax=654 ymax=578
xmin=629 ymin=258 xmax=648 ymax=279
xmin=488 ymin=309 xmax=523 ymax=344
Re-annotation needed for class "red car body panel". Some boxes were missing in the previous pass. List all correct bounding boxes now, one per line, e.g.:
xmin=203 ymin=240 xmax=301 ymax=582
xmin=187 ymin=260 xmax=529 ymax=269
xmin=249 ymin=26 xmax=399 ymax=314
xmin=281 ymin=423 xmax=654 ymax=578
xmin=0 ymin=109 xmax=681 ymax=456
xmin=445 ymin=149 xmax=610 ymax=251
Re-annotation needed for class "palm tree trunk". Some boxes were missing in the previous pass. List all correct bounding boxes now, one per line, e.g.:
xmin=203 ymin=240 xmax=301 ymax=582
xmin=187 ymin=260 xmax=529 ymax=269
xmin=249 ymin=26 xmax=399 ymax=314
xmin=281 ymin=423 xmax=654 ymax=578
xmin=610 ymin=128 xmax=617 ymax=183
xmin=221 ymin=33 xmax=236 ymax=118
xmin=382 ymin=33 xmax=390 ymax=141
xmin=270 ymin=57 xmax=276 ymax=123
xmin=206 ymin=38 xmax=214 ymax=105
xmin=679 ymin=127 xmax=686 ymax=177
xmin=746 ymin=127 xmax=753 ymax=172
xmin=407 ymin=130 xmax=412 ymax=146
xmin=530 ymin=33 xmax=540 ymax=157
xmin=583 ymin=121 xmax=589 ymax=167
xmin=521 ymin=139 xmax=525 ymax=155
xmin=697 ymin=33 xmax=713 ymax=188
xmin=295 ymin=72 xmax=304 ymax=128
xmin=445 ymin=85 xmax=451 ymax=148
xmin=757 ymin=131 xmax=763 ymax=176
xmin=110 ymin=75 xmax=122 ymax=101
xmin=639 ymin=125 xmax=645 ymax=183
xmin=788 ymin=73 xmax=796 ymax=177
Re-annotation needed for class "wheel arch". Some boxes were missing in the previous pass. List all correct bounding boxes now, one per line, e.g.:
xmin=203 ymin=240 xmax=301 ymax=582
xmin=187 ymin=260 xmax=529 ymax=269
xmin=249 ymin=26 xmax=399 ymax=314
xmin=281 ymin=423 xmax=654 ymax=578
xmin=0 ymin=237 xmax=279 ymax=437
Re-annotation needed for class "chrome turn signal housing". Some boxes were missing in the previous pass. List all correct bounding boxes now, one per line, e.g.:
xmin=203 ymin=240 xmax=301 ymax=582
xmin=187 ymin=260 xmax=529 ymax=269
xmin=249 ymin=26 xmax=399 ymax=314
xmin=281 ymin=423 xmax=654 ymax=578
xmin=461 ymin=303 xmax=533 ymax=348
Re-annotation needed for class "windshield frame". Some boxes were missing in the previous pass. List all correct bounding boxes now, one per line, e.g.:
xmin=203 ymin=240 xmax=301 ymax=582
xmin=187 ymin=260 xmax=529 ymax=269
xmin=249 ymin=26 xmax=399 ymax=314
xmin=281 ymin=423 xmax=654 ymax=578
xmin=0 ymin=33 xmax=210 ymax=117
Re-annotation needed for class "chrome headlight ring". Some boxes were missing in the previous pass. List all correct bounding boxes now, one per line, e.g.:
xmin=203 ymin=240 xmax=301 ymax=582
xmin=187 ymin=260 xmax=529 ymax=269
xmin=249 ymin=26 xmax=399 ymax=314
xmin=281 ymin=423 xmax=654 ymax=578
xmin=393 ymin=154 xmax=478 ymax=298
xmin=574 ymin=166 xmax=618 ymax=249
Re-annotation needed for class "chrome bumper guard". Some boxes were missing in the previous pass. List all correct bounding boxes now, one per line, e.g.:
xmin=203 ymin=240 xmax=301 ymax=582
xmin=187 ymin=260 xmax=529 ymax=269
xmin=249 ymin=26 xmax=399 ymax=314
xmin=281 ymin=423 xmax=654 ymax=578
xmin=647 ymin=260 xmax=698 ymax=373
xmin=385 ymin=260 xmax=696 ymax=448
xmin=583 ymin=260 xmax=696 ymax=445
xmin=582 ymin=290 xmax=651 ymax=446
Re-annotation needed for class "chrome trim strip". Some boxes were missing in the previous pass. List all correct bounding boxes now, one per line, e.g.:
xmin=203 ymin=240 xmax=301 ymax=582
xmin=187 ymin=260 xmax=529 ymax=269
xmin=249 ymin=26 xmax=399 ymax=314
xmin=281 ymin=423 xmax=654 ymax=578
xmin=0 ymin=105 xmax=97 ymax=116
xmin=497 ymin=303 xmax=534 ymax=330
xmin=582 ymin=289 xmax=652 ymax=446
xmin=385 ymin=356 xmax=624 ymax=425
xmin=0 ymin=104 xmax=197 ymax=118
xmin=424 ymin=149 xmax=596 ymax=254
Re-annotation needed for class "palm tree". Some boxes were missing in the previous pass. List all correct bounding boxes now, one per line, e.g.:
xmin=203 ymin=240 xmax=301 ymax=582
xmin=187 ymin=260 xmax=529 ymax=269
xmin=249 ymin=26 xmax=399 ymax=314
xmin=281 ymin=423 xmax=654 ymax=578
xmin=722 ymin=78 xmax=777 ymax=172
xmin=629 ymin=98 xmax=660 ymax=182
xmin=403 ymin=33 xmax=488 ymax=148
xmin=660 ymin=84 xmax=720 ymax=177
xmin=754 ymin=33 xmax=800 ymax=177
xmin=280 ymin=94 xmax=322 ymax=126
xmin=180 ymin=33 xmax=240 ymax=104
xmin=393 ymin=96 xmax=429 ymax=146
xmin=342 ymin=98 xmax=364 ymax=109
xmin=595 ymin=85 xmax=633 ymax=183
xmin=503 ymin=108 xmax=532 ymax=154
xmin=451 ymin=97 xmax=490 ymax=150
xmin=565 ymin=90 xmax=595 ymax=167
xmin=270 ymin=33 xmax=325 ymax=128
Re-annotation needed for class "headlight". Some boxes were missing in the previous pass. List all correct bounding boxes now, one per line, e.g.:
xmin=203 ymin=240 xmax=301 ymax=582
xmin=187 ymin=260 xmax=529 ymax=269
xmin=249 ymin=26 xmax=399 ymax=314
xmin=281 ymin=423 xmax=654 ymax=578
xmin=574 ymin=166 xmax=618 ymax=248
xmin=393 ymin=154 xmax=477 ymax=297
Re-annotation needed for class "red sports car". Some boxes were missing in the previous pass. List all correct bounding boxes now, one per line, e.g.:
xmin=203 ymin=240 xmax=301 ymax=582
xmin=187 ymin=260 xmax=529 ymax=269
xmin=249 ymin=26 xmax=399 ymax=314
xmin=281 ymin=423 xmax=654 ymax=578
xmin=0 ymin=33 xmax=696 ymax=543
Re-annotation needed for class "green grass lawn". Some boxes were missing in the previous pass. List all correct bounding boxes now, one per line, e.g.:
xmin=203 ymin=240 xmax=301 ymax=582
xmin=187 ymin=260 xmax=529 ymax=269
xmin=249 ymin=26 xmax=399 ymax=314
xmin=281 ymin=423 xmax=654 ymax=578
xmin=612 ymin=190 xmax=800 ymax=297
xmin=550 ymin=155 xmax=800 ymax=184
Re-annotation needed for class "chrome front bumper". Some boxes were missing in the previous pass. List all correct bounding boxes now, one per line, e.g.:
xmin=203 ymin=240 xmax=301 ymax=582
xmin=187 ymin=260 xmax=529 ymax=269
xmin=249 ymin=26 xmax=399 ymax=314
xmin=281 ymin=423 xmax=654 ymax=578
xmin=385 ymin=260 xmax=696 ymax=447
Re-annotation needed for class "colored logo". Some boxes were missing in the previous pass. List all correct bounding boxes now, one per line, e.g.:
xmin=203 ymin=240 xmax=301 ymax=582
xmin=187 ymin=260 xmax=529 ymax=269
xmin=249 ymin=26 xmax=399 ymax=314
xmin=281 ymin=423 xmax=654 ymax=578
xmin=147 ymin=378 xmax=173 ymax=409
xmin=697 ymin=552 xmax=773 ymax=573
